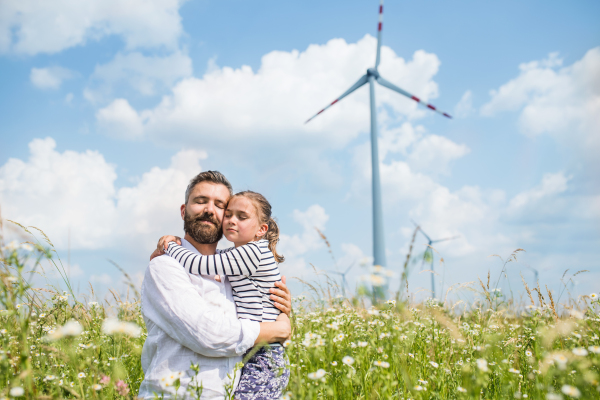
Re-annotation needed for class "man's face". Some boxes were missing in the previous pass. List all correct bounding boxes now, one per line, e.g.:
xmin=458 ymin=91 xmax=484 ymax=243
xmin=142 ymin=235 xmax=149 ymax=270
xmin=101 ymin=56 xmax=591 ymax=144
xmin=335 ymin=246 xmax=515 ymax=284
xmin=181 ymin=181 xmax=231 ymax=244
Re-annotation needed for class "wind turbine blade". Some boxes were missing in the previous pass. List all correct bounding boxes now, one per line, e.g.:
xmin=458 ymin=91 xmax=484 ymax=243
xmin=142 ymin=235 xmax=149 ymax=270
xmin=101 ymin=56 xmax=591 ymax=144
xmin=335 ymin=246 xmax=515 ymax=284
xmin=344 ymin=262 xmax=355 ymax=274
xmin=375 ymin=0 xmax=384 ymax=69
xmin=419 ymin=228 xmax=433 ymax=243
xmin=305 ymin=74 xmax=368 ymax=123
xmin=432 ymin=235 xmax=460 ymax=243
xmin=376 ymin=76 xmax=452 ymax=118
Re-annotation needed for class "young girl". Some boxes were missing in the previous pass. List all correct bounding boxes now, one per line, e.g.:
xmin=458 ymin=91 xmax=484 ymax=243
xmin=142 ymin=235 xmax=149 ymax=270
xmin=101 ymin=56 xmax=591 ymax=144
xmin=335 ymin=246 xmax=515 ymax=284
xmin=156 ymin=191 xmax=289 ymax=400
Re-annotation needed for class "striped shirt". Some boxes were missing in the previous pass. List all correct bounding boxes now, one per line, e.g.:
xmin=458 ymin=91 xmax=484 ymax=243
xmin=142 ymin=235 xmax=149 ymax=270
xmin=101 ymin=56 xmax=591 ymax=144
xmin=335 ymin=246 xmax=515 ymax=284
xmin=166 ymin=239 xmax=282 ymax=322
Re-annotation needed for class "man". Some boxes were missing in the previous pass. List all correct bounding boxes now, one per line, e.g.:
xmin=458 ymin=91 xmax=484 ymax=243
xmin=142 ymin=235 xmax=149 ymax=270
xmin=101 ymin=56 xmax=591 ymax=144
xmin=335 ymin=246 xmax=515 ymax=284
xmin=138 ymin=171 xmax=292 ymax=399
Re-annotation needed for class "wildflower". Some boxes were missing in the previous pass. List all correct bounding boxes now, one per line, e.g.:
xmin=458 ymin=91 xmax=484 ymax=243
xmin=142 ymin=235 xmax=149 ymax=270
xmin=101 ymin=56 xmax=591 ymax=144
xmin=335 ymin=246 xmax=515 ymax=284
xmin=58 ymin=380 xmax=63 ymax=385
xmin=45 ymin=320 xmax=83 ymax=341
xmin=115 ymin=380 xmax=130 ymax=396
xmin=92 ymin=384 xmax=102 ymax=391
xmin=39 ymin=313 xmax=46 ymax=318
xmin=373 ymin=361 xmax=390 ymax=368
xmin=561 ymin=385 xmax=581 ymax=398
xmin=101 ymin=318 xmax=142 ymax=337
xmin=476 ymin=359 xmax=489 ymax=372
xmin=525 ymin=350 xmax=533 ymax=357
xmin=429 ymin=361 xmax=439 ymax=368
xmin=281 ymin=392 xmax=292 ymax=400
xmin=418 ymin=379 xmax=428 ymax=384
xmin=99 ymin=375 xmax=110 ymax=385
xmin=69 ymin=383 xmax=75 ymax=388
xmin=546 ymin=394 xmax=563 ymax=400
xmin=6 ymin=276 xmax=17 ymax=283
xmin=9 ymin=387 xmax=24 ymax=397
xmin=283 ymin=339 xmax=291 ymax=348
xmin=0 ymin=329 xmax=6 ymax=335
xmin=159 ymin=372 xmax=184 ymax=390
xmin=590 ymin=293 xmax=598 ymax=300
xmin=572 ymin=348 xmax=588 ymax=356
xmin=414 ymin=385 xmax=424 ymax=391
xmin=588 ymin=346 xmax=600 ymax=354
xmin=78 ymin=372 xmax=86 ymax=378
xmin=44 ymin=375 xmax=56 ymax=381
xmin=342 ymin=356 xmax=355 ymax=366
xmin=509 ymin=368 xmax=520 ymax=374
xmin=336 ymin=333 xmax=345 ymax=341
xmin=358 ymin=341 xmax=368 ymax=347
xmin=457 ymin=386 xmax=467 ymax=393
xmin=408 ymin=353 xmax=415 ymax=358
xmin=307 ymin=369 xmax=326 ymax=380
xmin=569 ymin=310 xmax=584 ymax=320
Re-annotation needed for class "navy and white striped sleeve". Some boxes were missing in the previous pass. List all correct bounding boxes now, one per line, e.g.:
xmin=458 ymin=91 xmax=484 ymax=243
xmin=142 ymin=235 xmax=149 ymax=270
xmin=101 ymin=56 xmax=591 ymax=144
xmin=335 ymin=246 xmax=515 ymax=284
xmin=165 ymin=242 xmax=263 ymax=277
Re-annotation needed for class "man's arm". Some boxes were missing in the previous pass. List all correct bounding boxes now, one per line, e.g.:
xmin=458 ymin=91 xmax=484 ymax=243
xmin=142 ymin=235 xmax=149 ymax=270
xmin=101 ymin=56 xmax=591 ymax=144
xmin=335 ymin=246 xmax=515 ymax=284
xmin=255 ymin=313 xmax=291 ymax=345
xmin=142 ymin=256 xmax=260 ymax=357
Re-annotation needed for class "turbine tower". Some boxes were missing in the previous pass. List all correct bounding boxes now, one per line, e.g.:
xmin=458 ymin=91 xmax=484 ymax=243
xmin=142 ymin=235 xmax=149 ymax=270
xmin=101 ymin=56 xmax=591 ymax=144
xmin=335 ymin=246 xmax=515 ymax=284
xmin=305 ymin=0 xmax=452 ymax=269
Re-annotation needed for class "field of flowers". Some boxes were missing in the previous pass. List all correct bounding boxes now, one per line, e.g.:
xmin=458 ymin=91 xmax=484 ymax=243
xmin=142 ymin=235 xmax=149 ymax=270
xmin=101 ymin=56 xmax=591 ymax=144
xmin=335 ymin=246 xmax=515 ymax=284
xmin=1 ymin=224 xmax=599 ymax=399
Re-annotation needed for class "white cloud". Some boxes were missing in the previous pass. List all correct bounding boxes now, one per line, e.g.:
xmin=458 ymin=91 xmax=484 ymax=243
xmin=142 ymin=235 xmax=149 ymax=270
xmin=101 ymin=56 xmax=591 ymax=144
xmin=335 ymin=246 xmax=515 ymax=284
xmin=30 ymin=66 xmax=73 ymax=89
xmin=481 ymin=48 xmax=600 ymax=173
xmin=88 ymin=50 xmax=192 ymax=96
xmin=0 ymin=0 xmax=186 ymax=55
xmin=96 ymin=99 xmax=144 ymax=140
xmin=0 ymin=137 xmax=206 ymax=250
xmin=279 ymin=205 xmax=329 ymax=275
xmin=90 ymin=274 xmax=112 ymax=285
xmin=507 ymin=172 xmax=570 ymax=221
xmin=96 ymin=35 xmax=445 ymax=155
xmin=454 ymin=90 xmax=474 ymax=118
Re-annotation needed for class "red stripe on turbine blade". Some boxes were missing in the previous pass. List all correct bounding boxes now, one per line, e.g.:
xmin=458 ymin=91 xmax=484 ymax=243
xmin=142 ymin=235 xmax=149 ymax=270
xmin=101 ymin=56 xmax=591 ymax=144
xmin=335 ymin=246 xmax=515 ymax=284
xmin=427 ymin=104 xmax=436 ymax=111
xmin=317 ymin=110 xmax=324 ymax=115
xmin=411 ymin=95 xmax=420 ymax=102
xmin=379 ymin=5 xmax=383 ymax=13
xmin=378 ymin=22 xmax=382 ymax=31
xmin=443 ymin=113 xmax=452 ymax=119
xmin=331 ymin=99 xmax=338 ymax=105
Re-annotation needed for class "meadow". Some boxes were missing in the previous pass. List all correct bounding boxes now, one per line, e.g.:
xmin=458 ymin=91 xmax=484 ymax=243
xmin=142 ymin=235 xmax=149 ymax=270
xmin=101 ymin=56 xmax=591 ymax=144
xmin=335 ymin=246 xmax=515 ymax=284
xmin=1 ymin=223 xmax=599 ymax=399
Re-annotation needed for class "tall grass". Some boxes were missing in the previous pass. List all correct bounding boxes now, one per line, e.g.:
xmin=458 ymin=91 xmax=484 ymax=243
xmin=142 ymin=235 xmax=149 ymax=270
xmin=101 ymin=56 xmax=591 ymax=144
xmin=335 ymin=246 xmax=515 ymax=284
xmin=1 ymin=222 xmax=599 ymax=399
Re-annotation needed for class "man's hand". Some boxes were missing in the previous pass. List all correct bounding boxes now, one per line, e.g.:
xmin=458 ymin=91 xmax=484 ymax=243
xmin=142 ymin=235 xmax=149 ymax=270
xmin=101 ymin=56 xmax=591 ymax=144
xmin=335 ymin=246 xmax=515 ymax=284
xmin=270 ymin=276 xmax=292 ymax=317
xmin=150 ymin=235 xmax=182 ymax=261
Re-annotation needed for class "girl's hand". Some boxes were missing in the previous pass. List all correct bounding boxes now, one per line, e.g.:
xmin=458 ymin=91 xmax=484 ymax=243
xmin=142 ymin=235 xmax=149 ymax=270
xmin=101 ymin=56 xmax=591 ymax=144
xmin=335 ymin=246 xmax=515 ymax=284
xmin=157 ymin=235 xmax=182 ymax=254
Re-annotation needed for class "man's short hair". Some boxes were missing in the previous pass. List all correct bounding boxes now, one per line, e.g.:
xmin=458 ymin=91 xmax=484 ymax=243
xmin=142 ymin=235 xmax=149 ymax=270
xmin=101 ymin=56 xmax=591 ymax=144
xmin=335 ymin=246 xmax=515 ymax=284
xmin=185 ymin=170 xmax=233 ymax=204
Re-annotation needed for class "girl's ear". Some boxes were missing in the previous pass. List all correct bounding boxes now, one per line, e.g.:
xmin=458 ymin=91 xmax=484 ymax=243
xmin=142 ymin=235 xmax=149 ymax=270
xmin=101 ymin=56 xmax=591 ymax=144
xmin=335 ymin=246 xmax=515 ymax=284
xmin=255 ymin=223 xmax=269 ymax=239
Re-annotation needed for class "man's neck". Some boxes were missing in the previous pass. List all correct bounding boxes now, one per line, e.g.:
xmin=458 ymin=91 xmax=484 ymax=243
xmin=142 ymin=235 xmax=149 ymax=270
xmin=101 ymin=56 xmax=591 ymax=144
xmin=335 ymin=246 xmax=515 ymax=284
xmin=184 ymin=233 xmax=218 ymax=256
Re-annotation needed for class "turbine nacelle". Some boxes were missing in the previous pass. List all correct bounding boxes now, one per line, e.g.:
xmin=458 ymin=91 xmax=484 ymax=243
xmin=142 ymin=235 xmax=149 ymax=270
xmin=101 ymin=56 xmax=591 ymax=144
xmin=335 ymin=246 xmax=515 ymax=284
xmin=367 ymin=68 xmax=379 ymax=78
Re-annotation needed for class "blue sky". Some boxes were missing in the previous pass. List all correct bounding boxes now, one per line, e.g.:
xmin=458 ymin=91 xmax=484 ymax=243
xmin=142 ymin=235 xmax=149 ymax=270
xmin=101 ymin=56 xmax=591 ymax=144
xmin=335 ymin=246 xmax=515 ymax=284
xmin=1 ymin=0 xmax=599 ymax=301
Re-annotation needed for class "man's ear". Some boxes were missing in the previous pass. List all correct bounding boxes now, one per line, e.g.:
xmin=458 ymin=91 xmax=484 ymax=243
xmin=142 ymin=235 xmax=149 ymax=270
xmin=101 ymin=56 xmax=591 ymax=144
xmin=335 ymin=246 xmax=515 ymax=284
xmin=180 ymin=204 xmax=186 ymax=220
xmin=256 ymin=223 xmax=269 ymax=239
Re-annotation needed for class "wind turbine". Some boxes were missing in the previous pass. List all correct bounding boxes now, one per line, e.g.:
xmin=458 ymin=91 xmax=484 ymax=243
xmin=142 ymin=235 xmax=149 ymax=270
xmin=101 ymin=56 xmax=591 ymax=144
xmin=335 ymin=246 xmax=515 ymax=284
xmin=329 ymin=263 xmax=355 ymax=297
xmin=414 ymin=222 xmax=459 ymax=299
xmin=305 ymin=0 xmax=452 ymax=270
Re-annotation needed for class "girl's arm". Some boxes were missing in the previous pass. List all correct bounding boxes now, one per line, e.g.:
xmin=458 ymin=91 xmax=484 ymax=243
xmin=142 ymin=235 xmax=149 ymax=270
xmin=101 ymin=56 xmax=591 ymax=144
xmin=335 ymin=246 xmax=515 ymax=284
xmin=166 ymin=241 xmax=263 ymax=277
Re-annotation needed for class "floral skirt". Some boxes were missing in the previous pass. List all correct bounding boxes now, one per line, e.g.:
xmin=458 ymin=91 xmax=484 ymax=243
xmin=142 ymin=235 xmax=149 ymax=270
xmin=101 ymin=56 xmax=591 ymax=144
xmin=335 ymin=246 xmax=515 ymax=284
xmin=234 ymin=344 xmax=290 ymax=400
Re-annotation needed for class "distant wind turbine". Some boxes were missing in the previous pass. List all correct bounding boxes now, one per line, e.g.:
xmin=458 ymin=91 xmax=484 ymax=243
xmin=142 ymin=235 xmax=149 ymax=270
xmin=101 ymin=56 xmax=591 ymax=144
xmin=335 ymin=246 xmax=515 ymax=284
xmin=330 ymin=263 xmax=355 ymax=297
xmin=413 ymin=221 xmax=459 ymax=299
xmin=305 ymin=0 xmax=452 ymax=270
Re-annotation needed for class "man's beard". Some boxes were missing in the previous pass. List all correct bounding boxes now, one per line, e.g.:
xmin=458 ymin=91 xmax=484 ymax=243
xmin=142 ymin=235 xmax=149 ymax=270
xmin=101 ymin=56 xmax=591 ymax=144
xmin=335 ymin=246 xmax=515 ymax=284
xmin=183 ymin=209 xmax=223 ymax=244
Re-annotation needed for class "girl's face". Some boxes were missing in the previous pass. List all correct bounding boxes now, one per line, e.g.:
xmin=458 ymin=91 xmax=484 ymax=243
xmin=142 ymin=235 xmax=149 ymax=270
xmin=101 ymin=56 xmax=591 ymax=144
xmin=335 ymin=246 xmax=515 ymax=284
xmin=223 ymin=196 xmax=268 ymax=246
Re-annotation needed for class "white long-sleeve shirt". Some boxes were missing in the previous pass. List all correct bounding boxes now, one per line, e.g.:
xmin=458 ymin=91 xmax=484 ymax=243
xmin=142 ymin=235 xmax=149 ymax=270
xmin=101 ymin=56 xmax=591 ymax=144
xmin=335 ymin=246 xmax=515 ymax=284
xmin=166 ymin=239 xmax=282 ymax=322
xmin=138 ymin=238 xmax=260 ymax=399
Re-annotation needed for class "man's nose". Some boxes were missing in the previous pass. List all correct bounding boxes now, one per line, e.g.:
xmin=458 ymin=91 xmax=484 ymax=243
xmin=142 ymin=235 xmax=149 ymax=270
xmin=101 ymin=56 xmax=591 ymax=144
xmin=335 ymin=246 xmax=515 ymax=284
xmin=204 ymin=201 xmax=216 ymax=215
